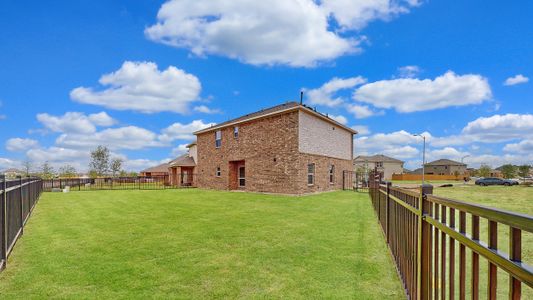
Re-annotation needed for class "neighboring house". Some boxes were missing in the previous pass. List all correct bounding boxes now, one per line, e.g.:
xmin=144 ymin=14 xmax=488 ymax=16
xmin=193 ymin=102 xmax=356 ymax=194
xmin=168 ymin=142 xmax=197 ymax=187
xmin=1 ymin=168 xmax=24 ymax=178
xmin=424 ymin=159 xmax=466 ymax=175
xmin=353 ymin=154 xmax=404 ymax=180
xmin=140 ymin=163 xmax=170 ymax=177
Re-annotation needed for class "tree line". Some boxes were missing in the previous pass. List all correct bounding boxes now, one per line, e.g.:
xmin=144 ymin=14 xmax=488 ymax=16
xmin=20 ymin=146 xmax=138 ymax=179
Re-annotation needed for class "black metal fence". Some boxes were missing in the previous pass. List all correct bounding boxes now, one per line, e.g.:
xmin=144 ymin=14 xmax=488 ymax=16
xmin=42 ymin=175 xmax=198 ymax=192
xmin=0 ymin=175 xmax=43 ymax=271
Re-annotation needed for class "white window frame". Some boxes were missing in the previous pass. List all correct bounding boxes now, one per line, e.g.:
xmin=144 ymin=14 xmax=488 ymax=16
xmin=329 ymin=165 xmax=335 ymax=184
xmin=216 ymin=167 xmax=221 ymax=177
xmin=307 ymin=163 xmax=315 ymax=186
xmin=215 ymin=130 xmax=222 ymax=148
xmin=376 ymin=161 xmax=383 ymax=168
xmin=234 ymin=126 xmax=239 ymax=139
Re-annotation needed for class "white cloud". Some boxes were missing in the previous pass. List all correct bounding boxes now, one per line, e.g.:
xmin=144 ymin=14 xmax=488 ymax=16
xmin=353 ymin=71 xmax=492 ymax=113
xmin=322 ymin=0 xmax=421 ymax=30
xmin=70 ymin=61 xmax=201 ymax=114
xmin=0 ymin=157 xmax=19 ymax=170
xmin=355 ymin=130 xmax=429 ymax=158
xmin=171 ymin=144 xmax=189 ymax=156
xmin=193 ymin=105 xmax=221 ymax=114
xmin=397 ymin=65 xmax=421 ymax=78
xmin=159 ymin=120 xmax=215 ymax=142
xmin=6 ymin=138 xmax=39 ymax=152
xmin=56 ymin=126 xmax=165 ymax=150
xmin=346 ymin=103 xmax=382 ymax=119
xmin=504 ymin=74 xmax=529 ymax=86
xmin=37 ymin=112 xmax=115 ymax=134
xmin=462 ymin=114 xmax=533 ymax=142
xmin=329 ymin=114 xmax=348 ymax=125
xmin=382 ymin=145 xmax=419 ymax=159
xmin=306 ymin=76 xmax=366 ymax=107
xmin=504 ymin=139 xmax=533 ymax=154
xmin=146 ymin=0 xmax=420 ymax=67
xmin=351 ymin=125 xmax=370 ymax=135
xmin=124 ymin=158 xmax=170 ymax=172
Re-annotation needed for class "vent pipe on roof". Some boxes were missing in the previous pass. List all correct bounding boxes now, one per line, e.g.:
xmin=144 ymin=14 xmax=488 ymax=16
xmin=300 ymin=91 xmax=303 ymax=105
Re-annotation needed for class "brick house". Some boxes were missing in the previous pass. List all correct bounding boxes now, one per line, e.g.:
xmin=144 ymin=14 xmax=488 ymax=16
xmin=140 ymin=163 xmax=169 ymax=177
xmin=353 ymin=154 xmax=404 ymax=180
xmin=192 ymin=102 xmax=356 ymax=194
xmin=168 ymin=142 xmax=197 ymax=186
xmin=424 ymin=159 xmax=467 ymax=175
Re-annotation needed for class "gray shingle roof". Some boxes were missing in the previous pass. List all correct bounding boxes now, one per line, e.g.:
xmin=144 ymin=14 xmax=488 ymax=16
xmin=424 ymin=159 xmax=465 ymax=166
xmin=140 ymin=163 xmax=170 ymax=173
xmin=169 ymin=155 xmax=196 ymax=167
xmin=354 ymin=154 xmax=404 ymax=164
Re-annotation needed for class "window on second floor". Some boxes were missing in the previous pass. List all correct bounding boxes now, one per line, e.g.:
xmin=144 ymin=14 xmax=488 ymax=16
xmin=216 ymin=167 xmax=221 ymax=177
xmin=376 ymin=162 xmax=383 ymax=168
xmin=234 ymin=126 xmax=239 ymax=138
xmin=215 ymin=130 xmax=222 ymax=148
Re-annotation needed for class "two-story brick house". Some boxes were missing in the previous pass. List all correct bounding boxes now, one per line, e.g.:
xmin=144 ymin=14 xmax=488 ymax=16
xmin=193 ymin=102 xmax=356 ymax=194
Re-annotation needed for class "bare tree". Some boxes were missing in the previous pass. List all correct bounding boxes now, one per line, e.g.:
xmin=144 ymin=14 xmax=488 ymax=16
xmin=22 ymin=159 xmax=32 ymax=176
xmin=89 ymin=146 xmax=110 ymax=177
xmin=59 ymin=165 xmax=78 ymax=178
xmin=110 ymin=158 xmax=124 ymax=177
xmin=40 ymin=162 xmax=55 ymax=179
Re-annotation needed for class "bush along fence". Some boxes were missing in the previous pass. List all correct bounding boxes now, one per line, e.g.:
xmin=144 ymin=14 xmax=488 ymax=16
xmin=42 ymin=174 xmax=198 ymax=192
xmin=369 ymin=180 xmax=533 ymax=299
xmin=0 ymin=175 xmax=43 ymax=271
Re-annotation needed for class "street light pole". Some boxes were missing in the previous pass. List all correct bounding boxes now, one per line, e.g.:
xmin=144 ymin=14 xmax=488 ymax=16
xmin=414 ymin=134 xmax=426 ymax=185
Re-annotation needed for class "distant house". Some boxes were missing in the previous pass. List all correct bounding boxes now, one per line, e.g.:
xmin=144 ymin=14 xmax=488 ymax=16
xmin=140 ymin=163 xmax=170 ymax=177
xmin=1 ymin=168 xmax=23 ymax=178
xmin=353 ymin=154 xmax=404 ymax=180
xmin=424 ymin=159 xmax=466 ymax=175
xmin=193 ymin=102 xmax=356 ymax=194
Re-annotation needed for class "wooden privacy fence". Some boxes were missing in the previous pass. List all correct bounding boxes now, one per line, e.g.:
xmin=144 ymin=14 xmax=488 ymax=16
xmin=0 ymin=175 xmax=43 ymax=271
xmin=42 ymin=174 xmax=198 ymax=192
xmin=369 ymin=180 xmax=533 ymax=299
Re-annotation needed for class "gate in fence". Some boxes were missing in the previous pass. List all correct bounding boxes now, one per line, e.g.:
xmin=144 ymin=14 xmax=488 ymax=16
xmin=369 ymin=180 xmax=533 ymax=299
xmin=343 ymin=170 xmax=379 ymax=192
xmin=0 ymin=175 xmax=43 ymax=271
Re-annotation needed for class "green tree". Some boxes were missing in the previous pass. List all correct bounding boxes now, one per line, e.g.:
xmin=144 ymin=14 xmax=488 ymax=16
xmin=40 ymin=161 xmax=55 ymax=179
xmin=59 ymin=165 xmax=77 ymax=178
xmin=478 ymin=165 xmax=491 ymax=178
xmin=500 ymin=164 xmax=517 ymax=179
xmin=110 ymin=158 xmax=124 ymax=177
xmin=89 ymin=146 xmax=110 ymax=177
xmin=517 ymin=165 xmax=531 ymax=182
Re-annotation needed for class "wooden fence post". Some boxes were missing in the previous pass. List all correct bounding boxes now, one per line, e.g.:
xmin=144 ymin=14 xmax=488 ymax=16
xmin=0 ymin=175 xmax=6 ymax=269
xmin=417 ymin=184 xmax=433 ymax=300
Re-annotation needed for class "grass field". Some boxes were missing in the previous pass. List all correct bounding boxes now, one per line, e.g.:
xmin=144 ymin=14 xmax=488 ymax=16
xmin=433 ymin=185 xmax=533 ymax=298
xmin=0 ymin=189 xmax=404 ymax=299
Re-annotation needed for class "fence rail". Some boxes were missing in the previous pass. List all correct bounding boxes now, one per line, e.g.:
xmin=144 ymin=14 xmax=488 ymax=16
xmin=369 ymin=180 xmax=533 ymax=299
xmin=42 ymin=174 xmax=198 ymax=192
xmin=0 ymin=175 xmax=43 ymax=271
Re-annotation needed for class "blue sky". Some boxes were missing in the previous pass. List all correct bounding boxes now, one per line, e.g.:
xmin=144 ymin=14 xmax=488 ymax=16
xmin=0 ymin=0 xmax=531 ymax=172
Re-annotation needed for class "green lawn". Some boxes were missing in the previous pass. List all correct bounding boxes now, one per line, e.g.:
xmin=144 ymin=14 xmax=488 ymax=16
xmin=433 ymin=185 xmax=533 ymax=299
xmin=0 ymin=189 xmax=404 ymax=299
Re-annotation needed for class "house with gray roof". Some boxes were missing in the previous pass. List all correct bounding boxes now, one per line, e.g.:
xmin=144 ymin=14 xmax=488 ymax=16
xmin=423 ymin=159 xmax=466 ymax=175
xmin=353 ymin=154 xmax=404 ymax=180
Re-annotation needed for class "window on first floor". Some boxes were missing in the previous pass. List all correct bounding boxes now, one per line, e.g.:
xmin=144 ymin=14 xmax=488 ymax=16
xmin=215 ymin=130 xmax=222 ymax=148
xmin=329 ymin=165 xmax=335 ymax=184
xmin=216 ymin=167 xmax=221 ymax=177
xmin=234 ymin=126 xmax=239 ymax=138
xmin=307 ymin=163 xmax=315 ymax=186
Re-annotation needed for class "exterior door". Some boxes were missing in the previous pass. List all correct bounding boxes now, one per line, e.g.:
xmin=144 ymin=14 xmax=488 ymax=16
xmin=238 ymin=166 xmax=245 ymax=187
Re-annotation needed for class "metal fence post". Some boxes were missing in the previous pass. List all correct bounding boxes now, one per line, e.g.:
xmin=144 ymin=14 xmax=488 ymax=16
xmin=386 ymin=181 xmax=391 ymax=243
xmin=417 ymin=184 xmax=433 ymax=300
xmin=0 ymin=175 xmax=6 ymax=269
xmin=18 ymin=176 xmax=23 ymax=235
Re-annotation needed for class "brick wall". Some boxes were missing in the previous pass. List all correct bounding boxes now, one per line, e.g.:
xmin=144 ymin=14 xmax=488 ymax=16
xmin=196 ymin=110 xmax=353 ymax=194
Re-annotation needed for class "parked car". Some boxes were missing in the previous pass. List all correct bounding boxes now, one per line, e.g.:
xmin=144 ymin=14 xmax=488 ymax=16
xmin=475 ymin=177 xmax=519 ymax=186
